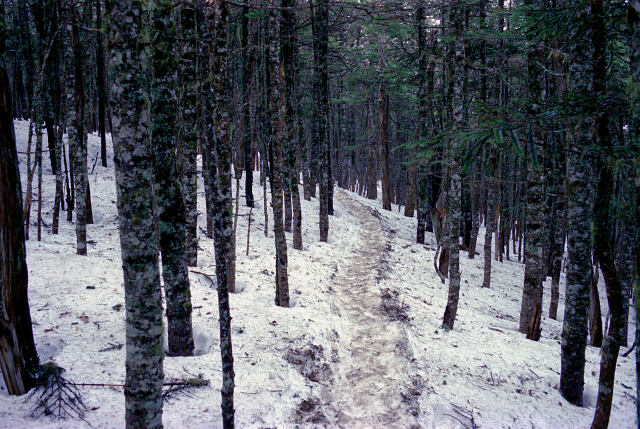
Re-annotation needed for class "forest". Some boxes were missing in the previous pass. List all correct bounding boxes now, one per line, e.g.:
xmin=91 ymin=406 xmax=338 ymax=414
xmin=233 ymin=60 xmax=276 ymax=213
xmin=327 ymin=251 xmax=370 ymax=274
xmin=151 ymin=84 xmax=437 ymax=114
xmin=0 ymin=0 xmax=638 ymax=428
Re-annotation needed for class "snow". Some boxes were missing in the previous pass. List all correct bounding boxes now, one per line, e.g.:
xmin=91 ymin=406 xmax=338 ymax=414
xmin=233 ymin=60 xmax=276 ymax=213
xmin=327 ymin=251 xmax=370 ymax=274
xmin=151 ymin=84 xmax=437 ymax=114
xmin=0 ymin=120 xmax=636 ymax=428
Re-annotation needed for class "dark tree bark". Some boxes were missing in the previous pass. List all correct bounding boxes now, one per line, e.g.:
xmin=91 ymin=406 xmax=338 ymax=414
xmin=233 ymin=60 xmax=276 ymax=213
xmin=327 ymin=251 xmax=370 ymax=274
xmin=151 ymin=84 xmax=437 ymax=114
xmin=589 ymin=265 xmax=603 ymax=348
xmin=628 ymin=5 xmax=640 ymax=424
xmin=519 ymin=0 xmax=546 ymax=338
xmin=52 ymin=112 xmax=63 ymax=234
xmin=547 ymin=16 xmax=568 ymax=321
xmin=96 ymin=0 xmax=107 ymax=168
xmin=378 ymin=34 xmax=391 ymax=211
xmin=107 ymin=1 xmax=164 ymax=426
xmin=282 ymin=0 xmax=302 ymax=250
xmin=415 ymin=0 xmax=428 ymax=243
xmin=365 ymin=97 xmax=377 ymax=201
xmin=482 ymin=146 xmax=496 ymax=288
xmin=468 ymin=164 xmax=480 ymax=259
xmin=0 ymin=67 xmax=39 ymax=396
xmin=283 ymin=181 xmax=292 ymax=232
xmin=441 ymin=0 xmax=464 ymax=330
xmin=179 ymin=0 xmax=200 ymax=268
xmin=560 ymin=0 xmax=593 ymax=407
xmin=52 ymin=6 xmax=65 ymax=235
xmin=241 ymin=1 xmax=254 ymax=208
xmin=151 ymin=0 xmax=195 ymax=357
xmin=404 ymin=153 xmax=416 ymax=218
xmin=313 ymin=0 xmax=330 ymax=242
xmin=205 ymin=3 xmax=236 ymax=426
xmin=616 ymin=216 xmax=634 ymax=348
xmin=590 ymin=1 xmax=626 ymax=426
xmin=267 ymin=9 xmax=290 ymax=307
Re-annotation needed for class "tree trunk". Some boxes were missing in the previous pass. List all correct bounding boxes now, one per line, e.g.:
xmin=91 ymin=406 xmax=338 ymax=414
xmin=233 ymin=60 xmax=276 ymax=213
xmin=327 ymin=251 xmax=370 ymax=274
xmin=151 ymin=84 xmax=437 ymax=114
xmin=468 ymin=164 xmax=480 ymax=258
xmin=0 ymin=67 xmax=40 ymax=396
xmin=589 ymin=265 xmax=603 ymax=348
xmin=179 ymin=0 xmax=200 ymax=267
xmin=404 ymin=155 xmax=416 ymax=218
xmin=107 ymin=0 xmax=164 ymax=425
xmin=283 ymin=184 xmax=292 ymax=233
xmin=560 ymin=0 xmax=594 ymax=407
xmin=415 ymin=0 xmax=429 ymax=243
xmin=482 ymin=147 xmax=496 ymax=288
xmin=590 ymin=1 xmax=626 ymax=426
xmin=269 ymin=10 xmax=290 ymax=307
xmin=441 ymin=0 xmax=464 ymax=330
xmin=204 ymin=3 xmax=236 ymax=426
xmin=313 ymin=0 xmax=330 ymax=242
xmin=151 ymin=0 xmax=195 ymax=357
xmin=52 ymin=119 xmax=64 ymax=234
xmin=96 ymin=0 xmax=107 ymax=168
xmin=365 ymin=97 xmax=377 ymax=201
xmin=628 ymin=6 xmax=640 ymax=426
xmin=241 ymin=1 xmax=254 ymax=209
xmin=70 ymin=6 xmax=88 ymax=256
xmin=378 ymin=34 xmax=391 ymax=211
xmin=282 ymin=0 xmax=302 ymax=250
xmin=519 ymin=0 xmax=545 ymax=337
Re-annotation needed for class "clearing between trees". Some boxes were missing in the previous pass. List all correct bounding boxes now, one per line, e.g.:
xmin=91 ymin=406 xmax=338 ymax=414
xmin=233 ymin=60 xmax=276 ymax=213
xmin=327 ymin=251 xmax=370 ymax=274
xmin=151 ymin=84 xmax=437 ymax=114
xmin=0 ymin=123 xmax=636 ymax=428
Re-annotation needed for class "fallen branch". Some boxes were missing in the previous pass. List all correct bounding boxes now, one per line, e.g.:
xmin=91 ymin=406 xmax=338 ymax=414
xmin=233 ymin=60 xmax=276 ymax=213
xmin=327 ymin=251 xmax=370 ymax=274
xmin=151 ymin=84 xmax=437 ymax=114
xmin=162 ymin=374 xmax=209 ymax=402
xmin=75 ymin=373 xmax=209 ymax=404
xmin=622 ymin=339 xmax=636 ymax=357
xmin=190 ymin=270 xmax=217 ymax=288
xmin=26 ymin=363 xmax=88 ymax=421
xmin=98 ymin=343 xmax=123 ymax=352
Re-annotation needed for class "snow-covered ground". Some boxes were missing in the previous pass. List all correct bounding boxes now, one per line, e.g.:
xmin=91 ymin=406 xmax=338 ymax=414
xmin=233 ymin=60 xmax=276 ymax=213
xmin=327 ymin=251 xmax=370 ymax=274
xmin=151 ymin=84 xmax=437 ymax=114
xmin=0 ymin=120 xmax=636 ymax=428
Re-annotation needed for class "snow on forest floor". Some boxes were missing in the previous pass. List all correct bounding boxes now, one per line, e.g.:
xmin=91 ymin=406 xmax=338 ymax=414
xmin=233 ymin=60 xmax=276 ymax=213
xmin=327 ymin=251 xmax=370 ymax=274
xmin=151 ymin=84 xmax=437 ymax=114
xmin=0 ymin=120 xmax=636 ymax=428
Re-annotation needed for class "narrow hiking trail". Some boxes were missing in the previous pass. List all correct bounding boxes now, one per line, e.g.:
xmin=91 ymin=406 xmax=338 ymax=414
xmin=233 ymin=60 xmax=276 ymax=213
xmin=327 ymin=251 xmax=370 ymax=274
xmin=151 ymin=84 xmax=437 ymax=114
xmin=321 ymin=190 xmax=421 ymax=428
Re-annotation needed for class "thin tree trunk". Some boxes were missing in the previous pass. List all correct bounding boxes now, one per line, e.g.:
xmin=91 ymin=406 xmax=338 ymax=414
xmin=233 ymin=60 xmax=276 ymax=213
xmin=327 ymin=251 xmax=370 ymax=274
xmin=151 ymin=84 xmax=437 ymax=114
xmin=35 ymin=117 xmax=42 ymax=241
xmin=482 ymin=147 xmax=496 ymax=288
xmin=378 ymin=34 xmax=391 ymax=211
xmin=65 ymin=130 xmax=74 ymax=222
xmin=468 ymin=164 xmax=480 ymax=258
xmin=415 ymin=0 xmax=428 ymax=243
xmin=282 ymin=0 xmax=302 ymax=250
xmin=96 ymin=0 xmax=107 ymax=168
xmin=312 ymin=0 xmax=330 ymax=242
xmin=52 ymin=121 xmax=63 ymax=234
xmin=70 ymin=6 xmax=87 ymax=256
xmin=178 ymin=0 xmax=200 ymax=268
xmin=204 ymin=3 xmax=235 ymax=426
xmin=268 ymin=10 xmax=290 ymax=307
xmin=242 ymin=2 xmax=254 ymax=209
xmin=365 ymin=97 xmax=377 ymax=201
xmin=442 ymin=0 xmax=464 ymax=330
xmin=589 ymin=264 xmax=603 ymax=348
xmin=283 ymin=184 xmax=292 ymax=232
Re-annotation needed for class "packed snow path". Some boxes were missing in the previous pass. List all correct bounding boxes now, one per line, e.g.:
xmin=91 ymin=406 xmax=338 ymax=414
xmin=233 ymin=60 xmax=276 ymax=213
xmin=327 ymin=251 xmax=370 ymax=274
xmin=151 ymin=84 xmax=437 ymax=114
xmin=323 ymin=191 xmax=420 ymax=428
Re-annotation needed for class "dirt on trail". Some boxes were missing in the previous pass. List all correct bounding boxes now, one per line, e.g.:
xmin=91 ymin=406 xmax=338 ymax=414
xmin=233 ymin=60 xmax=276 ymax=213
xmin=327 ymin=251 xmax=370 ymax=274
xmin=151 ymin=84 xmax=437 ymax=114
xmin=316 ymin=190 xmax=422 ymax=428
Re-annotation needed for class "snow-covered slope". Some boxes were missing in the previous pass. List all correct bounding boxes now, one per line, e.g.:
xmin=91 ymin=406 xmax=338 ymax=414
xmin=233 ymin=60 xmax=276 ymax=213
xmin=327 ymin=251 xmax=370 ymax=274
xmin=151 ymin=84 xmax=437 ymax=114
xmin=0 ymin=120 xmax=636 ymax=428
